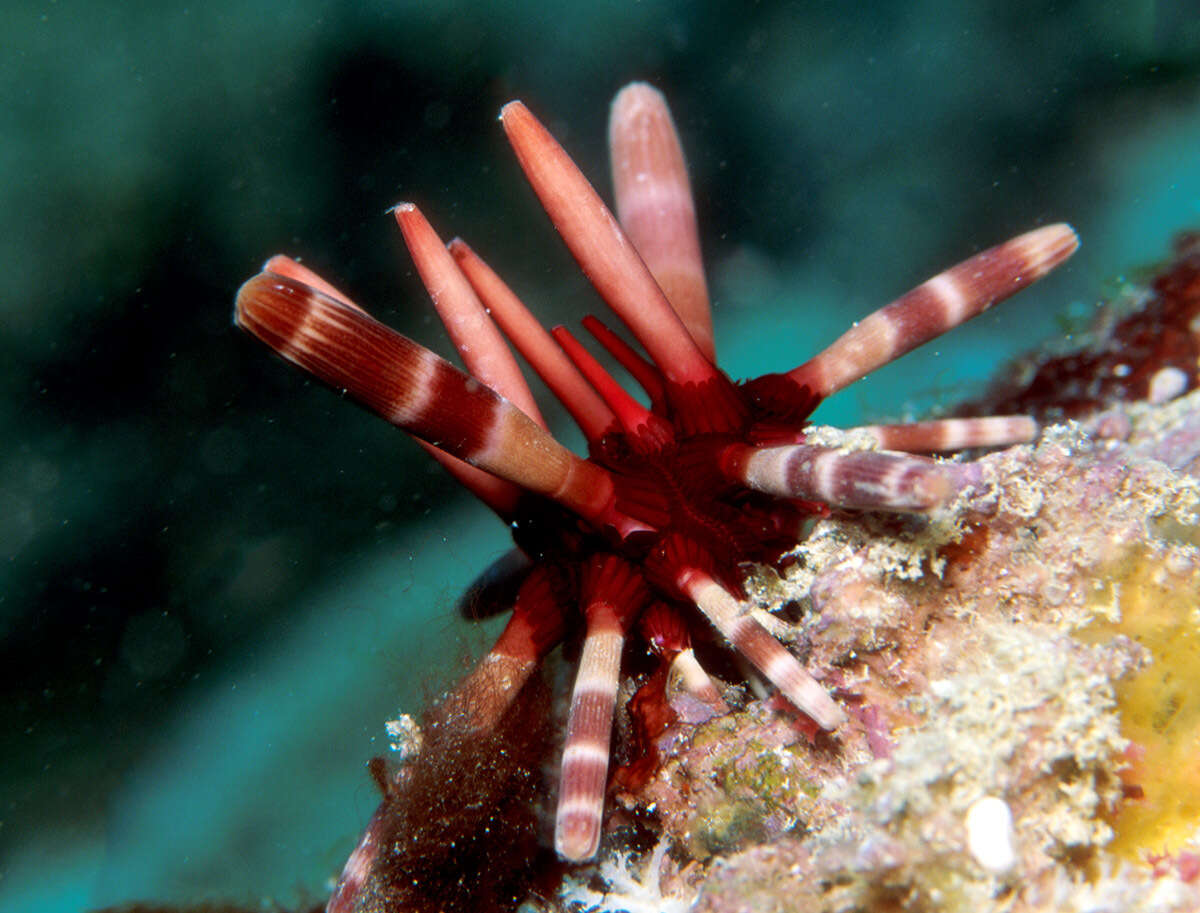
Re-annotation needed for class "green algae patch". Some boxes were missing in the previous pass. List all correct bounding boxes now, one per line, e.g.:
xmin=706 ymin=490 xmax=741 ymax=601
xmin=656 ymin=710 xmax=826 ymax=860
xmin=1078 ymin=544 xmax=1200 ymax=860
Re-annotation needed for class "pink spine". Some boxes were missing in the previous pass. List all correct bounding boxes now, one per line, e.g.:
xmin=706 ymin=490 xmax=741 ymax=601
xmin=609 ymin=82 xmax=715 ymax=362
xmin=551 ymin=325 xmax=674 ymax=452
xmin=647 ymin=535 xmax=845 ymax=730
xmin=234 ymin=272 xmax=624 ymax=526
xmin=262 ymin=255 xmax=363 ymax=308
xmin=393 ymin=203 xmax=544 ymax=426
xmin=555 ymin=556 xmax=648 ymax=861
xmin=500 ymin=100 xmax=745 ymax=434
xmin=448 ymin=238 xmax=616 ymax=443
xmin=722 ymin=442 xmax=957 ymax=511
xmin=790 ymin=224 xmax=1079 ymax=397
xmin=855 ymin=415 xmax=1038 ymax=452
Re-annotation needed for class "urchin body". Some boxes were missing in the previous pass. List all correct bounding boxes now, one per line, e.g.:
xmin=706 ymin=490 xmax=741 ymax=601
xmin=235 ymin=83 xmax=1076 ymax=908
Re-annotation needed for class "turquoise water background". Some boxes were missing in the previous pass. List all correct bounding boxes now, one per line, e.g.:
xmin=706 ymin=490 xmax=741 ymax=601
xmin=4 ymin=2 xmax=1199 ymax=910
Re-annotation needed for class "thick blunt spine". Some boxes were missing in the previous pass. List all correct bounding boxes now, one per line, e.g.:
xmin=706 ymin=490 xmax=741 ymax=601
xmin=646 ymin=536 xmax=844 ymax=730
xmin=722 ymin=442 xmax=956 ymax=512
xmin=500 ymin=100 xmax=746 ymax=435
xmin=640 ymin=601 xmax=728 ymax=716
xmin=554 ymin=624 xmax=623 ymax=862
xmin=235 ymin=272 xmax=623 ymax=527
xmin=684 ymin=571 xmax=844 ymax=730
xmin=436 ymin=566 xmax=567 ymax=734
xmin=555 ymin=556 xmax=648 ymax=861
xmin=393 ymin=203 xmax=544 ymax=426
xmin=790 ymin=224 xmax=1079 ymax=397
xmin=258 ymin=256 xmax=526 ymax=516
xmin=855 ymin=415 xmax=1038 ymax=452
xmin=609 ymin=82 xmax=715 ymax=362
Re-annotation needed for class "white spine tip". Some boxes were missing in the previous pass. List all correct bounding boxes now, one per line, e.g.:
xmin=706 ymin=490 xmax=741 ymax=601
xmin=1028 ymin=221 xmax=1080 ymax=253
xmin=964 ymin=795 xmax=1017 ymax=875
xmin=611 ymin=81 xmax=665 ymax=110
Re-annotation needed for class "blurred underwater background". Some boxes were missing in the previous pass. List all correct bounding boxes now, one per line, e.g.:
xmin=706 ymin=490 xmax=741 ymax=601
xmin=3 ymin=1 xmax=1200 ymax=910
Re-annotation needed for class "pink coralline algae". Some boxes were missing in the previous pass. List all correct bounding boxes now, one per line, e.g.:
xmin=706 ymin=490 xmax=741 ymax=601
xmin=965 ymin=231 xmax=1200 ymax=421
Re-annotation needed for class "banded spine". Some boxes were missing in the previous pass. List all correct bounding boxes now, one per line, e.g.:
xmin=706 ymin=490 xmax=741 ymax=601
xmin=789 ymin=224 xmax=1080 ymax=398
xmin=500 ymin=100 xmax=746 ymax=435
xmin=609 ymin=82 xmax=715 ymax=361
xmin=641 ymin=601 xmax=729 ymax=718
xmin=555 ymin=556 xmax=649 ymax=861
xmin=234 ymin=272 xmax=636 ymax=535
xmin=646 ymin=535 xmax=846 ymax=731
xmin=722 ymin=442 xmax=955 ymax=511
xmin=855 ymin=415 xmax=1038 ymax=452
xmin=435 ymin=566 xmax=568 ymax=734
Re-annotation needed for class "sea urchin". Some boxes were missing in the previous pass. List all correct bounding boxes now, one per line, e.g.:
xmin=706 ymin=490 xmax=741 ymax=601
xmin=234 ymin=82 xmax=1077 ymax=902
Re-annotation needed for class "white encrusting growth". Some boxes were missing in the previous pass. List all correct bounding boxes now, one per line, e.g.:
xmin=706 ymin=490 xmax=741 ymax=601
xmin=560 ymin=837 xmax=696 ymax=913
xmin=964 ymin=795 xmax=1017 ymax=874
xmin=1148 ymin=365 xmax=1188 ymax=404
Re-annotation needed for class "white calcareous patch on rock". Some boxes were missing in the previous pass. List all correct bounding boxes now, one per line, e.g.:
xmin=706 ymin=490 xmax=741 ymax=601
xmin=1148 ymin=365 xmax=1188 ymax=404
xmin=964 ymin=795 xmax=1017 ymax=874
